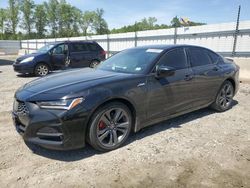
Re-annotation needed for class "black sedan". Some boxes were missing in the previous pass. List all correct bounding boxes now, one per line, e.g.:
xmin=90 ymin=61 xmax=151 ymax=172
xmin=12 ymin=45 xmax=239 ymax=151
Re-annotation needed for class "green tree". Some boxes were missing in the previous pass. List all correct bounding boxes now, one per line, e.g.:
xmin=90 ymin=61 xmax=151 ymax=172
xmin=170 ymin=16 xmax=181 ymax=27
xmin=171 ymin=16 xmax=205 ymax=27
xmin=92 ymin=8 xmax=109 ymax=35
xmin=136 ymin=17 xmax=157 ymax=30
xmin=147 ymin=17 xmax=157 ymax=29
xmin=57 ymin=0 xmax=81 ymax=37
xmin=7 ymin=0 xmax=19 ymax=38
xmin=186 ymin=21 xmax=205 ymax=26
xmin=34 ymin=4 xmax=47 ymax=37
xmin=58 ymin=0 xmax=71 ymax=37
xmin=81 ymin=11 xmax=96 ymax=36
xmin=71 ymin=7 xmax=81 ymax=36
xmin=44 ymin=0 xmax=59 ymax=37
xmin=0 ymin=8 xmax=7 ymax=39
xmin=20 ymin=0 xmax=35 ymax=38
xmin=111 ymin=17 xmax=158 ymax=34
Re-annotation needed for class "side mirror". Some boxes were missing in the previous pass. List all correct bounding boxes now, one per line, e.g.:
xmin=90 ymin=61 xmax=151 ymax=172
xmin=155 ymin=65 xmax=175 ymax=78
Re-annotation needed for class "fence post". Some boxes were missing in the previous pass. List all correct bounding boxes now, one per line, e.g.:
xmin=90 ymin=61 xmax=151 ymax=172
xmin=174 ymin=27 xmax=177 ymax=44
xmin=19 ymin=40 xmax=21 ymax=52
xmin=107 ymin=34 xmax=110 ymax=57
xmin=27 ymin=40 xmax=29 ymax=54
xmin=36 ymin=39 xmax=38 ymax=50
xmin=134 ymin=31 xmax=138 ymax=47
xmin=232 ymin=5 xmax=241 ymax=57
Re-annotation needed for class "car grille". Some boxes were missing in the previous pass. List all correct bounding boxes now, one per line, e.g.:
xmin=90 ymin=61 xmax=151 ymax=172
xmin=14 ymin=100 xmax=29 ymax=116
xmin=12 ymin=113 xmax=27 ymax=134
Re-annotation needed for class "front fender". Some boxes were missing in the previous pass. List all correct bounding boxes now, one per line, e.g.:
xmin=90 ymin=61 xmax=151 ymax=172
xmin=82 ymin=77 xmax=148 ymax=132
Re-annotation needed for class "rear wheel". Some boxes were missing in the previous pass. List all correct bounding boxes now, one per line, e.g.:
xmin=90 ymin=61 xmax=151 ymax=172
xmin=90 ymin=60 xmax=100 ymax=68
xmin=35 ymin=63 xmax=49 ymax=76
xmin=88 ymin=102 xmax=132 ymax=152
xmin=211 ymin=81 xmax=234 ymax=112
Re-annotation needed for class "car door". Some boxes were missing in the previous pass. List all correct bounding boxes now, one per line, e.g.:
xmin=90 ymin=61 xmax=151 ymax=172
xmin=186 ymin=47 xmax=223 ymax=107
xmin=146 ymin=48 xmax=195 ymax=123
xmin=86 ymin=43 xmax=101 ymax=61
xmin=50 ymin=43 xmax=68 ymax=69
xmin=69 ymin=43 xmax=92 ymax=68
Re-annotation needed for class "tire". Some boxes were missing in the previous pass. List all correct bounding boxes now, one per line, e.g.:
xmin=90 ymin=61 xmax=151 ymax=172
xmin=88 ymin=102 xmax=132 ymax=152
xmin=89 ymin=60 xmax=100 ymax=68
xmin=65 ymin=56 xmax=71 ymax=68
xmin=211 ymin=80 xmax=234 ymax=112
xmin=35 ymin=63 xmax=49 ymax=76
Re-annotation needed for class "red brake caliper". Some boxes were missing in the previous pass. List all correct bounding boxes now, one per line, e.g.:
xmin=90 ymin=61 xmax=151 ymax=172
xmin=99 ymin=120 xmax=106 ymax=129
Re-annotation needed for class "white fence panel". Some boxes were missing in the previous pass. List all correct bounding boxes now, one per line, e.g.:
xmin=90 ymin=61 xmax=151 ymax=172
xmin=19 ymin=20 xmax=250 ymax=57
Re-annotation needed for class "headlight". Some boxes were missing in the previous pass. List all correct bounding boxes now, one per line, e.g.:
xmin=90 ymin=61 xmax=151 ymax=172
xmin=37 ymin=97 xmax=84 ymax=110
xmin=20 ymin=57 xmax=34 ymax=64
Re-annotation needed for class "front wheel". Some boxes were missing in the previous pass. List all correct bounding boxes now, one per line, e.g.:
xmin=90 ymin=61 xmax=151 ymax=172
xmin=211 ymin=81 xmax=234 ymax=112
xmin=88 ymin=102 xmax=132 ymax=152
xmin=34 ymin=63 xmax=49 ymax=76
xmin=89 ymin=60 xmax=100 ymax=68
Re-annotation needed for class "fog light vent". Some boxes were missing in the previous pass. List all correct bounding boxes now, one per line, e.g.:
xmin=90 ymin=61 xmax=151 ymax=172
xmin=38 ymin=127 xmax=59 ymax=134
xmin=37 ymin=127 xmax=63 ymax=142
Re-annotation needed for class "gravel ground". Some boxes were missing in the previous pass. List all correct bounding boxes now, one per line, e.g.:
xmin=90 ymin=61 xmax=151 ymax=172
xmin=0 ymin=60 xmax=250 ymax=188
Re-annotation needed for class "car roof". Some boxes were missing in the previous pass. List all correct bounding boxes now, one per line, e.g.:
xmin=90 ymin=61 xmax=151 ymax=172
xmin=48 ymin=40 xmax=97 ymax=45
xmin=130 ymin=44 xmax=215 ymax=52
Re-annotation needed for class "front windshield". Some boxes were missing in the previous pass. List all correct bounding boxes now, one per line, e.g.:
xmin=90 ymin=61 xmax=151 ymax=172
xmin=97 ymin=48 xmax=163 ymax=74
xmin=36 ymin=44 xmax=55 ymax=53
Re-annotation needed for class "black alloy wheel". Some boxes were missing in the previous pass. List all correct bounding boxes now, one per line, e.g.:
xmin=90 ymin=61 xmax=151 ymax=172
xmin=88 ymin=102 xmax=132 ymax=151
xmin=212 ymin=80 xmax=234 ymax=112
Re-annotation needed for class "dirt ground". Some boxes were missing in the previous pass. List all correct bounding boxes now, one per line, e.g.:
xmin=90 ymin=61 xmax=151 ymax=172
xmin=0 ymin=58 xmax=249 ymax=188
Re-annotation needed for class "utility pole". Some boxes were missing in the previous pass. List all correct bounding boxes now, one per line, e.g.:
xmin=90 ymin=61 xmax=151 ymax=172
xmin=232 ymin=5 xmax=241 ymax=57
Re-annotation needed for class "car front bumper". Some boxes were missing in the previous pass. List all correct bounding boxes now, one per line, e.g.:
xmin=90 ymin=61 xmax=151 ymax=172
xmin=12 ymin=99 xmax=89 ymax=150
xmin=13 ymin=62 xmax=34 ymax=74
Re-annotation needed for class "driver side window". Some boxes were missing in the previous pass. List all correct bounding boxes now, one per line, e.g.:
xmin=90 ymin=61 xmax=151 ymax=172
xmin=158 ymin=48 xmax=187 ymax=70
xmin=52 ymin=44 xmax=68 ymax=55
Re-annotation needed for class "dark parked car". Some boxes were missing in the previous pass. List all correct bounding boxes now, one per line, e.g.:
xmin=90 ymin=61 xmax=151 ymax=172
xmin=13 ymin=41 xmax=106 ymax=76
xmin=12 ymin=45 xmax=239 ymax=151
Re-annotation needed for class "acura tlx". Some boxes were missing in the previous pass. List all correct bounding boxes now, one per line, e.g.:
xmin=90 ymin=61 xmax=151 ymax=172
xmin=12 ymin=45 xmax=239 ymax=151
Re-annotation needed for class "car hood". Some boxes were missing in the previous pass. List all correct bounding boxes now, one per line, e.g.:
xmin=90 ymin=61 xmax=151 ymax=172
xmin=16 ymin=52 xmax=46 ymax=61
xmin=15 ymin=68 xmax=132 ymax=101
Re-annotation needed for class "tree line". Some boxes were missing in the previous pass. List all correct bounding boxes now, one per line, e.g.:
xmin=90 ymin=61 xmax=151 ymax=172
xmin=111 ymin=16 xmax=205 ymax=34
xmin=0 ymin=0 xmax=109 ymax=40
xmin=0 ymin=0 xmax=205 ymax=40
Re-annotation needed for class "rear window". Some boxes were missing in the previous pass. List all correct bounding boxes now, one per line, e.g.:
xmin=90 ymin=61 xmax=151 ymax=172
xmin=71 ymin=43 xmax=88 ymax=52
xmin=188 ymin=48 xmax=212 ymax=67
xmin=207 ymin=50 xmax=220 ymax=64
xmin=87 ymin=43 xmax=101 ymax=51
xmin=158 ymin=48 xmax=187 ymax=69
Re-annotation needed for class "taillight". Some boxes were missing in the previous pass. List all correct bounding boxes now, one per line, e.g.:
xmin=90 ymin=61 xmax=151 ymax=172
xmin=100 ymin=50 xmax=106 ymax=56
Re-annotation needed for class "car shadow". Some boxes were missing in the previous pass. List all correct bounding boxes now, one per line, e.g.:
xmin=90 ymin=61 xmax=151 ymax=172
xmin=15 ymin=69 xmax=74 ymax=78
xmin=0 ymin=59 xmax=14 ymax=66
xmin=16 ymin=73 xmax=36 ymax=78
xmin=28 ymin=100 xmax=238 ymax=161
xmin=127 ymin=100 xmax=238 ymax=144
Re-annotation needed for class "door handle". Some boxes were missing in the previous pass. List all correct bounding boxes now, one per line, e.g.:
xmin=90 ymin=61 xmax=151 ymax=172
xmin=184 ymin=74 xmax=193 ymax=81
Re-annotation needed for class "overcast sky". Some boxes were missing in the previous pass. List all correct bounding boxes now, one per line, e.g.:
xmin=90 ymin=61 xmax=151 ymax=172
xmin=0 ymin=0 xmax=249 ymax=29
